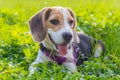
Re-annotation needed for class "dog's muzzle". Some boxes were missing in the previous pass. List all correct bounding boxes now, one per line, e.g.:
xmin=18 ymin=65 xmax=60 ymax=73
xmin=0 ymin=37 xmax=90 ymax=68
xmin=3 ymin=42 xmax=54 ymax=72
xmin=62 ymin=32 xmax=73 ymax=43
xmin=48 ymin=33 xmax=72 ymax=55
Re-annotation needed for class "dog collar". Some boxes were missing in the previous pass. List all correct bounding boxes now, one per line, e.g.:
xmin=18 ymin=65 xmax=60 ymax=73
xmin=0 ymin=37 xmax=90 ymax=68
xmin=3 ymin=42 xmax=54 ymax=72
xmin=40 ymin=43 xmax=80 ymax=65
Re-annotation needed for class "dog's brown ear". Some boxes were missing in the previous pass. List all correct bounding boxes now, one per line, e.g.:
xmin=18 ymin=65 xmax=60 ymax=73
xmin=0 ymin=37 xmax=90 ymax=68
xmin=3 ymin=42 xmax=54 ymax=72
xmin=67 ymin=8 xmax=79 ymax=43
xmin=28 ymin=8 xmax=51 ymax=42
xmin=66 ymin=8 xmax=77 ymax=29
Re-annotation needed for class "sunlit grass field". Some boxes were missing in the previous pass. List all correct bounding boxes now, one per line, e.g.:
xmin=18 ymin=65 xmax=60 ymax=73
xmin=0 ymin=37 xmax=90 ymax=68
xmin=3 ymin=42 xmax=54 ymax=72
xmin=0 ymin=0 xmax=120 ymax=79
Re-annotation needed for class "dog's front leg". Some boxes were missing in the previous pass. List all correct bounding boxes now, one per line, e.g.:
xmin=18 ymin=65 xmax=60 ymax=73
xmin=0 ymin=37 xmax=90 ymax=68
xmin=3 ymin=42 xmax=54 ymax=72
xmin=63 ymin=62 xmax=77 ymax=73
xmin=29 ymin=49 xmax=49 ymax=75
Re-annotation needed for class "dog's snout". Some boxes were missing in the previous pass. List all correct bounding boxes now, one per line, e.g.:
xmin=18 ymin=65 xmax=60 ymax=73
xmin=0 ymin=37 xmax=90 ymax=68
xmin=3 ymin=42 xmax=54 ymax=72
xmin=62 ymin=32 xmax=72 ymax=42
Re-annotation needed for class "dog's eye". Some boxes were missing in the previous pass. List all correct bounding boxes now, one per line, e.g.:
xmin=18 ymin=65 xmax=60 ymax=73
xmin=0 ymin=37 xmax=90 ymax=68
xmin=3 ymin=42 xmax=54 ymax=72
xmin=69 ymin=20 xmax=73 ymax=25
xmin=50 ymin=19 xmax=59 ymax=25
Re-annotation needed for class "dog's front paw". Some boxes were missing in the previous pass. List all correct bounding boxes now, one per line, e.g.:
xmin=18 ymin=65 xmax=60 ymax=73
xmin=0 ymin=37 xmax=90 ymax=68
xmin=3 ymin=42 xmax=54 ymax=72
xmin=29 ymin=65 xmax=36 ymax=76
xmin=63 ymin=62 xmax=77 ymax=72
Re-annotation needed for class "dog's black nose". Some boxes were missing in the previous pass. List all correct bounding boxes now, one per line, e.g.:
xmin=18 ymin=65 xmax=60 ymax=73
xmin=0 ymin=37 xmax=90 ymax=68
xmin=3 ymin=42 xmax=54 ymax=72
xmin=62 ymin=32 xmax=72 ymax=42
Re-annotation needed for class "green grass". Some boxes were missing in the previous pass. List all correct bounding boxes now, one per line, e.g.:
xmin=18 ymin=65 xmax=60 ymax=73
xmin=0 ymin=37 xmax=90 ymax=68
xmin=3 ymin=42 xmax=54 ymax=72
xmin=0 ymin=0 xmax=120 ymax=79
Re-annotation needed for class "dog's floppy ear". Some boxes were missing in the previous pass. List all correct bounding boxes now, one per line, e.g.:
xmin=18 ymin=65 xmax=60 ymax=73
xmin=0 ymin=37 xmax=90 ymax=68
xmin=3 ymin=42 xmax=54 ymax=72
xmin=66 ymin=8 xmax=77 ymax=29
xmin=28 ymin=8 xmax=51 ymax=42
xmin=67 ymin=8 xmax=79 ymax=43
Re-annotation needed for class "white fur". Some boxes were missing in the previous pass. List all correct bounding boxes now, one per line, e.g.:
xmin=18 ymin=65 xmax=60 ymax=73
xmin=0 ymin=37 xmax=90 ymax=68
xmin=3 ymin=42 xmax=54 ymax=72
xmin=48 ymin=27 xmax=73 ymax=44
xmin=63 ymin=62 xmax=77 ymax=72
xmin=63 ymin=46 xmax=77 ymax=72
xmin=94 ymin=45 xmax=102 ymax=57
xmin=63 ymin=46 xmax=74 ymax=58
xmin=29 ymin=50 xmax=52 ymax=75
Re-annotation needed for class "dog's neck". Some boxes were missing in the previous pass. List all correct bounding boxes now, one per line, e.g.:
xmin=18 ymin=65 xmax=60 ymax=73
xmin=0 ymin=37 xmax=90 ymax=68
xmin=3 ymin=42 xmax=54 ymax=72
xmin=42 ymin=35 xmax=55 ymax=50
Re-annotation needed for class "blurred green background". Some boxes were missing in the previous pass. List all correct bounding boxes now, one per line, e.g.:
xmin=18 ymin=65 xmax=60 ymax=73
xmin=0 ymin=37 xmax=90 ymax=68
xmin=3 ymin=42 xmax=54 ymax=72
xmin=0 ymin=0 xmax=120 ymax=80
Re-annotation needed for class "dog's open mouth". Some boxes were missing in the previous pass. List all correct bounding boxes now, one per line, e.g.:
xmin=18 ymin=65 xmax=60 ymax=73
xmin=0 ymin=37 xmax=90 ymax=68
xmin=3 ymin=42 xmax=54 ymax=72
xmin=49 ymin=34 xmax=69 ymax=55
xmin=57 ymin=43 xmax=68 ymax=55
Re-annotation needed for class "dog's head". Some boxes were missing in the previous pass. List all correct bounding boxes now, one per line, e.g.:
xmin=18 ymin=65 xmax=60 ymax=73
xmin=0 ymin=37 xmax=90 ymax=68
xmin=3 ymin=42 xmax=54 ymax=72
xmin=29 ymin=7 xmax=79 ymax=55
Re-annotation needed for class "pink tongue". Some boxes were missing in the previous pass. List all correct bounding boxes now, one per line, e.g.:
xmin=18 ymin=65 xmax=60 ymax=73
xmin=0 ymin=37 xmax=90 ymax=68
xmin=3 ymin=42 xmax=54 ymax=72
xmin=58 ymin=44 xmax=68 ymax=55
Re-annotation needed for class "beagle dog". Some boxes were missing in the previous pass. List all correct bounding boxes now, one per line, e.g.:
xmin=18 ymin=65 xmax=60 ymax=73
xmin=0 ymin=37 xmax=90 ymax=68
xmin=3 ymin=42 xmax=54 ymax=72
xmin=28 ymin=7 xmax=104 ymax=75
